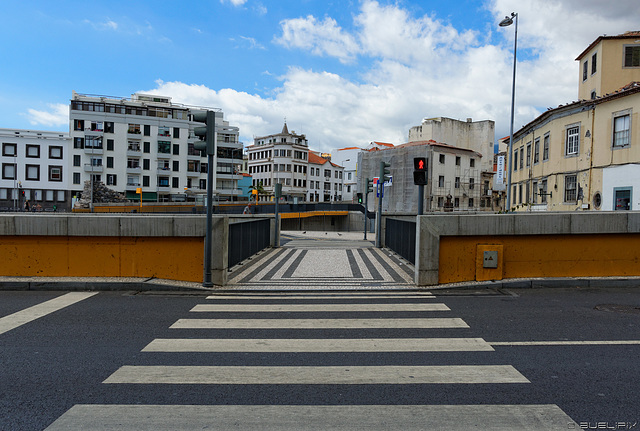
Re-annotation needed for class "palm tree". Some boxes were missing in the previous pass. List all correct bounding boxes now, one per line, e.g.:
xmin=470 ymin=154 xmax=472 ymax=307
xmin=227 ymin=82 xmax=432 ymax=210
xmin=249 ymin=182 xmax=266 ymax=204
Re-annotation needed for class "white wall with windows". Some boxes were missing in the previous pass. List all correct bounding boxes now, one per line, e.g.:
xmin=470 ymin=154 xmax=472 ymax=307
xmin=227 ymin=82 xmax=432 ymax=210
xmin=601 ymin=165 xmax=640 ymax=211
xmin=0 ymin=128 xmax=70 ymax=211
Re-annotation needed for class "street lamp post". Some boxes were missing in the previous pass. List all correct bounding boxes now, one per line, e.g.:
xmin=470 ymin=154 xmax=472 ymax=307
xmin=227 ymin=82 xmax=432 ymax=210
xmin=500 ymin=12 xmax=518 ymax=211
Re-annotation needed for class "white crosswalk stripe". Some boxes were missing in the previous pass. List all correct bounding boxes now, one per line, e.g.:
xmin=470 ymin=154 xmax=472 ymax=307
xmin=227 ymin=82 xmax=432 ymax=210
xmin=47 ymin=292 xmax=579 ymax=430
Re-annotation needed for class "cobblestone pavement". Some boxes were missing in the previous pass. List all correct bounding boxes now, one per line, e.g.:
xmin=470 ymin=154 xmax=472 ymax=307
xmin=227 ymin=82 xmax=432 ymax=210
xmin=227 ymin=231 xmax=415 ymax=290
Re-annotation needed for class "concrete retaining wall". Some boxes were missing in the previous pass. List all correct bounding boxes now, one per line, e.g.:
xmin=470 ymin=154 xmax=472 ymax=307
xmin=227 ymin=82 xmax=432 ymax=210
xmin=415 ymin=212 xmax=640 ymax=285
xmin=0 ymin=214 xmax=274 ymax=286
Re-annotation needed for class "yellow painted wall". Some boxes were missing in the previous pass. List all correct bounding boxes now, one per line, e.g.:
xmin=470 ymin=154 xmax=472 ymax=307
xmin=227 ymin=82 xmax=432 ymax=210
xmin=0 ymin=236 xmax=204 ymax=282
xmin=439 ymin=234 xmax=640 ymax=284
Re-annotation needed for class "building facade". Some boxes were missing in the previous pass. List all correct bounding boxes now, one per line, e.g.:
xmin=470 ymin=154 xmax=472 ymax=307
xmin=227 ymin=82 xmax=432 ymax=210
xmin=0 ymin=128 xmax=71 ymax=211
xmin=308 ymin=152 xmax=344 ymax=202
xmin=247 ymin=123 xmax=309 ymax=202
xmin=509 ymin=32 xmax=640 ymax=212
xmin=68 ymin=92 xmax=242 ymax=204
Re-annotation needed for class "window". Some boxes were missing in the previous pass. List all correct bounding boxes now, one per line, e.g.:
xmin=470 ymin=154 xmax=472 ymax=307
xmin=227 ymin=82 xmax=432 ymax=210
xmin=143 ymin=176 xmax=150 ymax=187
xmin=540 ymin=180 xmax=548 ymax=204
xmin=173 ymin=127 xmax=180 ymax=139
xmin=624 ymin=46 xmax=640 ymax=67
xmin=73 ymin=119 xmax=84 ymax=131
xmin=107 ymin=157 xmax=114 ymax=168
xmin=74 ymin=137 xmax=84 ymax=149
xmin=439 ymin=154 xmax=445 ymax=164
xmin=73 ymin=155 xmax=81 ymax=167
xmin=173 ymin=144 xmax=179 ymax=155
xmin=173 ymin=161 xmax=179 ymax=172
xmin=470 ymin=158 xmax=475 ymax=168
xmin=564 ymin=175 xmax=577 ymax=202
xmin=519 ymin=147 xmax=524 ymax=169
xmin=46 ymin=190 xmax=54 ymax=201
xmin=49 ymin=166 xmax=62 ymax=182
xmin=143 ymin=125 xmax=151 ymax=136
xmin=534 ymin=138 xmax=540 ymax=164
xmin=158 ymin=141 xmax=171 ymax=154
xmin=143 ymin=142 xmax=150 ymax=153
xmin=468 ymin=198 xmax=474 ymax=208
xmin=57 ymin=190 xmax=65 ymax=202
xmin=518 ymin=183 xmax=522 ymax=204
xmin=106 ymin=174 xmax=117 ymax=186
xmin=526 ymin=143 xmax=531 ymax=167
xmin=613 ymin=112 xmax=631 ymax=147
xmin=85 ymin=135 xmax=102 ymax=149
xmin=469 ymin=178 xmax=475 ymax=189
xmin=73 ymin=172 xmax=81 ymax=184
xmin=127 ymin=158 xmax=140 ymax=169
xmin=591 ymin=52 xmax=597 ymax=75
xmin=2 ymin=143 xmax=17 ymax=156
xmin=591 ymin=90 xmax=597 ymax=100
xmin=583 ymin=60 xmax=588 ymax=81
xmin=172 ymin=177 xmax=179 ymax=188
xmin=565 ymin=125 xmax=580 ymax=155
xmin=454 ymin=197 xmax=459 ymax=208
xmin=438 ymin=197 xmax=444 ymax=207
xmin=158 ymin=176 xmax=169 ymax=187
xmin=90 ymin=157 xmax=102 ymax=167
xmin=438 ymin=176 xmax=444 ymax=187
xmin=143 ymin=159 xmax=150 ymax=170
xmin=49 ymin=146 xmax=63 ymax=159
xmin=158 ymin=126 xmax=171 ymax=137
xmin=128 ymin=124 xmax=141 ymax=134
xmin=2 ymin=163 xmax=16 ymax=179
xmin=107 ymin=139 xmax=114 ymax=151
xmin=543 ymin=133 xmax=550 ymax=161
xmin=105 ymin=122 xmax=114 ymax=133
xmin=25 ymin=164 xmax=39 ymax=180
xmin=455 ymin=156 xmax=461 ymax=166
xmin=455 ymin=177 xmax=460 ymax=188
xmin=614 ymin=188 xmax=632 ymax=210
xmin=26 ymin=145 xmax=40 ymax=158
xmin=90 ymin=121 xmax=103 ymax=132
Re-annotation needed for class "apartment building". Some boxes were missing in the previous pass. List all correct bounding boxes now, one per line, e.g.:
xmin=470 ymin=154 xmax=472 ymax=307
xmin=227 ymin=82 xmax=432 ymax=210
xmin=509 ymin=32 xmax=640 ymax=211
xmin=308 ymin=152 xmax=344 ymax=202
xmin=68 ymin=92 xmax=242 ymax=203
xmin=0 ymin=128 xmax=71 ymax=211
xmin=247 ymin=123 xmax=309 ymax=202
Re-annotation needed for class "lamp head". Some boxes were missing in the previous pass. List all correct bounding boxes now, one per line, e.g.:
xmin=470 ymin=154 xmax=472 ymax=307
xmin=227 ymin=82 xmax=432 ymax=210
xmin=499 ymin=16 xmax=514 ymax=27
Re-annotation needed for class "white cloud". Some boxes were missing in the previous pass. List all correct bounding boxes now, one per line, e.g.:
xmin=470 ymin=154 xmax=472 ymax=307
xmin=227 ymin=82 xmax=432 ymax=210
xmin=275 ymin=15 xmax=360 ymax=64
xmin=221 ymin=0 xmax=247 ymax=6
xmin=27 ymin=104 xmax=68 ymax=127
xmin=147 ymin=0 xmax=637 ymax=152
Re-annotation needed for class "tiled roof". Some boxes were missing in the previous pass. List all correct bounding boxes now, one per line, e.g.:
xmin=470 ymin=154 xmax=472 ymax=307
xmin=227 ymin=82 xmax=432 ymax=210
xmin=576 ymin=31 xmax=640 ymax=60
xmin=308 ymin=152 xmax=329 ymax=165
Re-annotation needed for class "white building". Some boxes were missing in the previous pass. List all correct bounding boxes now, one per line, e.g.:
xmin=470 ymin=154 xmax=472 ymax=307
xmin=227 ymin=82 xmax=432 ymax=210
xmin=68 ymin=92 xmax=242 ymax=203
xmin=0 ymin=128 xmax=71 ymax=211
xmin=247 ymin=123 xmax=309 ymax=202
xmin=308 ymin=152 xmax=344 ymax=202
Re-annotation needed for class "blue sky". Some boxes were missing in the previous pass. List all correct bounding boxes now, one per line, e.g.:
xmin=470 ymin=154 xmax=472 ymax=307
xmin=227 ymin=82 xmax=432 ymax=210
xmin=2 ymin=0 xmax=639 ymax=152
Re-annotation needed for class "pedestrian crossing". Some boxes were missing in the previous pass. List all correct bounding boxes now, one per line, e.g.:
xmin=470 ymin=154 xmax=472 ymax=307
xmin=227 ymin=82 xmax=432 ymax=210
xmin=227 ymin=246 xmax=415 ymax=289
xmin=46 ymin=292 xmax=579 ymax=430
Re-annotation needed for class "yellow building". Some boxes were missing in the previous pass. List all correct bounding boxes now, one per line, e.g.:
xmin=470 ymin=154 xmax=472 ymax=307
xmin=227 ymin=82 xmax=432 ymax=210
xmin=509 ymin=32 xmax=640 ymax=212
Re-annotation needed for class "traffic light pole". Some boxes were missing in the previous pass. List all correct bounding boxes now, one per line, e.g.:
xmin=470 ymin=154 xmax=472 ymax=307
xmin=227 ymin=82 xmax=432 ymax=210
xmin=203 ymin=135 xmax=215 ymax=288
xmin=363 ymin=190 xmax=368 ymax=241
xmin=418 ymin=184 xmax=424 ymax=215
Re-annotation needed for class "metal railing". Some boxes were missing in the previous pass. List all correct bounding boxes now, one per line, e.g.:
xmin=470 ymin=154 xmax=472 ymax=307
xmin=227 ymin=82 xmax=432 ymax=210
xmin=228 ymin=218 xmax=271 ymax=267
xmin=385 ymin=217 xmax=416 ymax=264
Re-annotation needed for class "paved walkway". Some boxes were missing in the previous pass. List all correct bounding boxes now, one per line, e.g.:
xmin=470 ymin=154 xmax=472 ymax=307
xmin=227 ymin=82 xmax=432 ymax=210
xmin=227 ymin=231 xmax=415 ymax=290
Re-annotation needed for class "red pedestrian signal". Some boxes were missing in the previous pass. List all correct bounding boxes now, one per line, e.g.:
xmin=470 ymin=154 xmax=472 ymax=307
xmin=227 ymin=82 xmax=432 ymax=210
xmin=413 ymin=157 xmax=427 ymax=185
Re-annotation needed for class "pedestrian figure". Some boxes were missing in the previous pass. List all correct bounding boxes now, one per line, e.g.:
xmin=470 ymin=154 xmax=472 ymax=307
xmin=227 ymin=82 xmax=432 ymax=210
xmin=243 ymin=203 xmax=252 ymax=214
xmin=24 ymin=200 xmax=30 ymax=212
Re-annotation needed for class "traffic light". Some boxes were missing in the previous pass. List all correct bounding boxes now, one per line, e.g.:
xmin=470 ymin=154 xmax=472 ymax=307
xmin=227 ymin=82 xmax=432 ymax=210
xmin=192 ymin=110 xmax=215 ymax=155
xmin=357 ymin=193 xmax=363 ymax=203
xmin=366 ymin=178 xmax=373 ymax=194
xmin=380 ymin=161 xmax=391 ymax=184
xmin=413 ymin=157 xmax=428 ymax=185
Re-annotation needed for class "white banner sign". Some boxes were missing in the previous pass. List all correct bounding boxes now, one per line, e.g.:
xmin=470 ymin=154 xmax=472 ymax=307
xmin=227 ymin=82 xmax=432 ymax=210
xmin=496 ymin=155 xmax=505 ymax=185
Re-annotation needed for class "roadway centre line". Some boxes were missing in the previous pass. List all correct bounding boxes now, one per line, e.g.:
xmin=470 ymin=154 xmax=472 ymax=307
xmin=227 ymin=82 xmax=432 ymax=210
xmin=103 ymin=365 xmax=529 ymax=384
xmin=190 ymin=303 xmax=450 ymax=312
xmin=170 ymin=317 xmax=469 ymax=329
xmin=142 ymin=337 xmax=495 ymax=352
xmin=0 ymin=292 xmax=99 ymax=336
xmin=490 ymin=340 xmax=640 ymax=346
xmin=46 ymin=404 xmax=578 ymax=430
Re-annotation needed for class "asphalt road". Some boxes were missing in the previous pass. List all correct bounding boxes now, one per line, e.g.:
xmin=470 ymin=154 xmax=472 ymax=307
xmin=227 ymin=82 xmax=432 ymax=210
xmin=1 ymin=287 xmax=639 ymax=430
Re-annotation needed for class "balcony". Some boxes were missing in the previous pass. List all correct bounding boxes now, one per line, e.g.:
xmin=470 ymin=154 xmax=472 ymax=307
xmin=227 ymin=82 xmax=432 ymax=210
xmin=84 ymin=146 xmax=103 ymax=155
xmin=156 ymin=151 xmax=171 ymax=159
xmin=157 ymin=166 xmax=171 ymax=173
xmin=126 ymin=166 xmax=141 ymax=174
xmin=125 ymin=183 xmax=141 ymax=191
xmin=84 ymin=164 xmax=103 ymax=173
xmin=186 ymin=170 xmax=201 ymax=177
